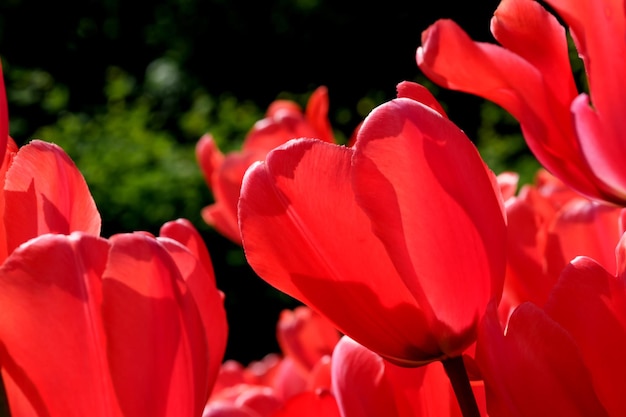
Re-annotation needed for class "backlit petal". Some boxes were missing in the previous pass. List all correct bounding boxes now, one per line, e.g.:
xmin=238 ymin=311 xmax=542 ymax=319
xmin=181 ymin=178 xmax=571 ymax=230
xmin=353 ymin=96 xmax=506 ymax=354
xmin=3 ymin=140 xmax=100 ymax=254
xmin=0 ymin=233 xmax=120 ymax=417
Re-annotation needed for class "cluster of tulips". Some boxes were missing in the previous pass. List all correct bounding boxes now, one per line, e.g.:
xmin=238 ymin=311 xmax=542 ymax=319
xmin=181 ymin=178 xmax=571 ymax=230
xmin=0 ymin=0 xmax=624 ymax=415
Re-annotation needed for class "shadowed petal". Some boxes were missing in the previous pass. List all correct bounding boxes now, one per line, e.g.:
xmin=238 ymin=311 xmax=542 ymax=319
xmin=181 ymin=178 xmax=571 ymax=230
xmin=476 ymin=302 xmax=609 ymax=417
xmin=545 ymin=252 xmax=626 ymax=416
xmin=158 ymin=221 xmax=229 ymax=396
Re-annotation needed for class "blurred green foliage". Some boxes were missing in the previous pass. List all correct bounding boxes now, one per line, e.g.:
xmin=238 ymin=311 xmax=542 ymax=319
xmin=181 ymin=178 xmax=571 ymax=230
xmin=476 ymin=101 xmax=541 ymax=186
xmin=17 ymin=65 xmax=263 ymax=238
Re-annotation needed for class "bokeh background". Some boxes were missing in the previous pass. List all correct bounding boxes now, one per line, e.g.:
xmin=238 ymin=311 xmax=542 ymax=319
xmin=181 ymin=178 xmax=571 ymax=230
xmin=0 ymin=0 xmax=539 ymax=364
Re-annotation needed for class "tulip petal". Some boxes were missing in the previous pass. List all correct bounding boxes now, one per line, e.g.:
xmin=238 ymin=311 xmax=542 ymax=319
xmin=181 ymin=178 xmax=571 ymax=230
xmin=158 ymin=222 xmax=229 ymax=396
xmin=196 ymin=134 xmax=225 ymax=189
xmin=160 ymin=218 xmax=217 ymax=285
xmin=490 ymin=0 xmax=577 ymax=108
xmin=276 ymin=306 xmax=340 ymax=372
xmin=0 ymin=233 xmax=121 ymax=417
xmin=545 ymin=254 xmax=626 ymax=416
xmin=0 ymin=137 xmax=18 ymax=262
xmin=572 ymin=93 xmax=626 ymax=199
xmin=239 ymin=138 xmax=440 ymax=364
xmin=417 ymin=19 xmax=601 ymax=200
xmin=103 ymin=232 xmax=210 ymax=417
xmin=503 ymin=193 xmax=556 ymax=308
xmin=331 ymin=336 xmax=401 ymax=417
xmin=546 ymin=0 xmax=626 ymax=140
xmin=395 ymin=81 xmax=447 ymax=118
xmin=3 ymin=140 xmax=101 ymax=254
xmin=476 ymin=302 xmax=609 ymax=417
xmin=244 ymin=114 xmax=319 ymax=153
xmin=352 ymin=96 xmax=506 ymax=353
xmin=304 ymin=86 xmax=335 ymax=143
xmin=204 ymin=151 xmax=262 ymax=244
xmin=548 ymin=198 xmax=621 ymax=276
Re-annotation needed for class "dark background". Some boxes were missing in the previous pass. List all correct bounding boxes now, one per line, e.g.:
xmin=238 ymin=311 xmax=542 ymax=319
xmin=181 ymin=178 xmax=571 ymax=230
xmin=0 ymin=0 xmax=503 ymax=364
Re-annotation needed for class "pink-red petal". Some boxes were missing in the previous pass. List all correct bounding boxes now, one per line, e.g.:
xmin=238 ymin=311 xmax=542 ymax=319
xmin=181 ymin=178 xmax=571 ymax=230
xmin=417 ymin=18 xmax=602 ymax=201
xmin=3 ymin=140 xmax=101 ymax=254
xmin=476 ymin=302 xmax=609 ymax=417
xmin=545 ymin=254 xmax=626 ymax=416
xmin=0 ymin=233 xmax=120 ymax=417
xmin=103 ymin=232 xmax=211 ymax=417
xmin=353 ymin=96 xmax=506 ymax=355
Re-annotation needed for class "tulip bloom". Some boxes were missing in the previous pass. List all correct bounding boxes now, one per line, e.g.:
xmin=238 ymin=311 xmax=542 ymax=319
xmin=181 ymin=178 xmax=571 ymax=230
xmin=417 ymin=0 xmax=626 ymax=205
xmin=197 ymin=86 xmax=335 ymax=244
xmin=0 ymin=225 xmax=228 ymax=417
xmin=206 ymin=306 xmax=337 ymax=417
xmin=477 ymin=230 xmax=626 ymax=416
xmin=0 ymin=138 xmax=101 ymax=263
xmin=498 ymin=170 xmax=624 ymax=318
xmin=238 ymin=81 xmax=506 ymax=367
xmin=203 ymin=310 xmax=337 ymax=417
xmin=276 ymin=306 xmax=340 ymax=376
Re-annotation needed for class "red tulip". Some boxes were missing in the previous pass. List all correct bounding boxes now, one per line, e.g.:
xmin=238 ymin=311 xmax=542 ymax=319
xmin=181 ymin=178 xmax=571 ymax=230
xmin=197 ymin=86 xmax=335 ymax=244
xmin=476 ymin=302 xmax=609 ymax=417
xmin=238 ymin=81 xmax=506 ymax=366
xmin=499 ymin=170 xmax=623 ymax=319
xmin=207 ymin=306 xmax=337 ymax=416
xmin=159 ymin=218 xmax=229 ymax=393
xmin=0 ymin=229 xmax=227 ymax=417
xmin=276 ymin=306 xmax=341 ymax=374
xmin=0 ymin=138 xmax=101 ymax=263
xmin=417 ymin=0 xmax=626 ymax=205
xmin=477 ymin=232 xmax=626 ymax=416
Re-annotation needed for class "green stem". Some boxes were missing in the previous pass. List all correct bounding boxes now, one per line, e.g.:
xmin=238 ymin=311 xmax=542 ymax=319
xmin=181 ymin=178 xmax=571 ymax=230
xmin=442 ymin=356 xmax=480 ymax=417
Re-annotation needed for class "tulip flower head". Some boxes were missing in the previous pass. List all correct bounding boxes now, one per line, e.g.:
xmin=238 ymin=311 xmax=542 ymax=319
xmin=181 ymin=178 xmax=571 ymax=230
xmin=417 ymin=0 xmax=626 ymax=206
xmin=196 ymin=86 xmax=335 ymax=244
xmin=0 ymin=224 xmax=228 ymax=417
xmin=238 ymin=81 xmax=507 ymax=370
xmin=498 ymin=169 xmax=624 ymax=321
xmin=477 ymin=232 xmax=626 ymax=416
